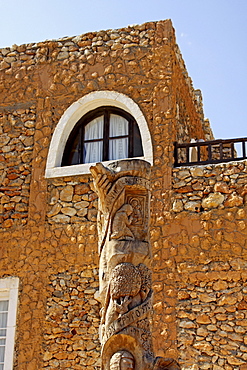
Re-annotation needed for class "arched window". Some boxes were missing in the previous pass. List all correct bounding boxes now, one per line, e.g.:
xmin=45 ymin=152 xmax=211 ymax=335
xmin=62 ymin=106 xmax=143 ymax=166
xmin=45 ymin=91 xmax=153 ymax=178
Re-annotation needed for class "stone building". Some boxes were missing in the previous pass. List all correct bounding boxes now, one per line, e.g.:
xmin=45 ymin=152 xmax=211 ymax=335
xmin=0 ymin=19 xmax=247 ymax=370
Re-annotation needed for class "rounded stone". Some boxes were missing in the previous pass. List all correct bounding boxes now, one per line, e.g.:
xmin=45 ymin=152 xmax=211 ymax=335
xmin=61 ymin=207 xmax=77 ymax=216
xmin=202 ymin=192 xmax=224 ymax=209
xmin=60 ymin=186 xmax=74 ymax=202
xmin=172 ymin=199 xmax=183 ymax=212
xmin=184 ymin=201 xmax=201 ymax=212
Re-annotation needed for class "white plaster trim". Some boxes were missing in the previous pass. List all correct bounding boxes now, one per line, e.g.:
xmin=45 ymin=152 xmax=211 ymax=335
xmin=0 ymin=277 xmax=19 ymax=370
xmin=45 ymin=91 xmax=153 ymax=178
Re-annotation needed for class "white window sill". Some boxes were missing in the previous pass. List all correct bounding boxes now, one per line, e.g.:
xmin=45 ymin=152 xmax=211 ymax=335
xmin=45 ymin=156 xmax=149 ymax=178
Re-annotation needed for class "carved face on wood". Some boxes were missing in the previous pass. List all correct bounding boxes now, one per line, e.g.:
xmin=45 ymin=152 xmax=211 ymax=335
xmin=110 ymin=351 xmax=135 ymax=370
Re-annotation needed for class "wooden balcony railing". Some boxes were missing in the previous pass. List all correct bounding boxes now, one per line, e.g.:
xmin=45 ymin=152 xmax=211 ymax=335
xmin=174 ymin=137 xmax=247 ymax=167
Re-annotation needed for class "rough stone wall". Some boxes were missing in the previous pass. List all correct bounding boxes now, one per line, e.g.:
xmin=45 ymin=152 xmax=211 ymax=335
xmin=152 ymin=206 xmax=247 ymax=370
xmin=159 ymin=161 xmax=247 ymax=370
xmin=0 ymin=19 xmax=179 ymax=228
xmin=177 ymin=257 xmax=247 ymax=370
xmin=47 ymin=175 xmax=97 ymax=224
xmin=0 ymin=106 xmax=36 ymax=227
xmin=1 ymin=223 xmax=100 ymax=370
xmin=1 ymin=19 xmax=241 ymax=370
xmin=172 ymin=160 xmax=247 ymax=213
xmin=0 ymin=19 xmax=186 ymax=369
xmin=0 ymin=19 xmax=206 ymax=228
xmin=173 ymin=47 xmax=207 ymax=145
xmin=44 ymin=268 xmax=100 ymax=369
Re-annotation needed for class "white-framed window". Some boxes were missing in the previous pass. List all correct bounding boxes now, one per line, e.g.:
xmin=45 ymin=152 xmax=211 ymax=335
xmin=62 ymin=106 xmax=144 ymax=166
xmin=0 ymin=277 xmax=19 ymax=370
xmin=45 ymin=91 xmax=153 ymax=178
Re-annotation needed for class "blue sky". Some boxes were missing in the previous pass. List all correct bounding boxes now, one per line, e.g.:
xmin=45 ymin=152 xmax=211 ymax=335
xmin=0 ymin=0 xmax=246 ymax=141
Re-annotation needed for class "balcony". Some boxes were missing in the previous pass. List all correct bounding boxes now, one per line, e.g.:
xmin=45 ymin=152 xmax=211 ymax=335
xmin=174 ymin=137 xmax=247 ymax=167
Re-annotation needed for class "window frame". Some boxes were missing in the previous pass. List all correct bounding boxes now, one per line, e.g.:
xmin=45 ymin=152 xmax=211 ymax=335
xmin=62 ymin=106 xmax=143 ymax=166
xmin=0 ymin=277 xmax=19 ymax=370
xmin=45 ymin=91 xmax=153 ymax=178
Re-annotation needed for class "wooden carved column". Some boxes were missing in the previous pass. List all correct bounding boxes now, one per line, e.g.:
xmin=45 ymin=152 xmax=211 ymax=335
xmin=90 ymin=159 xmax=179 ymax=370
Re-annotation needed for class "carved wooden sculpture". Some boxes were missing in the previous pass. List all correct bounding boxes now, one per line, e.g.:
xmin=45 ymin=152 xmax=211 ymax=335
xmin=90 ymin=159 xmax=179 ymax=370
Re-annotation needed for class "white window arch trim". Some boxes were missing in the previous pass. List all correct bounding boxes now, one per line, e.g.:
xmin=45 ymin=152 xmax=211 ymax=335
xmin=0 ymin=277 xmax=19 ymax=370
xmin=45 ymin=91 xmax=153 ymax=178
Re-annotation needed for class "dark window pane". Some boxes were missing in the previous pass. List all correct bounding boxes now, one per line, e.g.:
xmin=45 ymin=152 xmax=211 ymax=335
xmin=133 ymin=123 xmax=144 ymax=157
xmin=66 ymin=133 xmax=80 ymax=165
xmin=62 ymin=126 xmax=81 ymax=166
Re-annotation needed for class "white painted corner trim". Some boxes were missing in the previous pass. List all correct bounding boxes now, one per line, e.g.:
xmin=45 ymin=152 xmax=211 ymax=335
xmin=45 ymin=91 xmax=153 ymax=178
xmin=0 ymin=277 xmax=19 ymax=370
